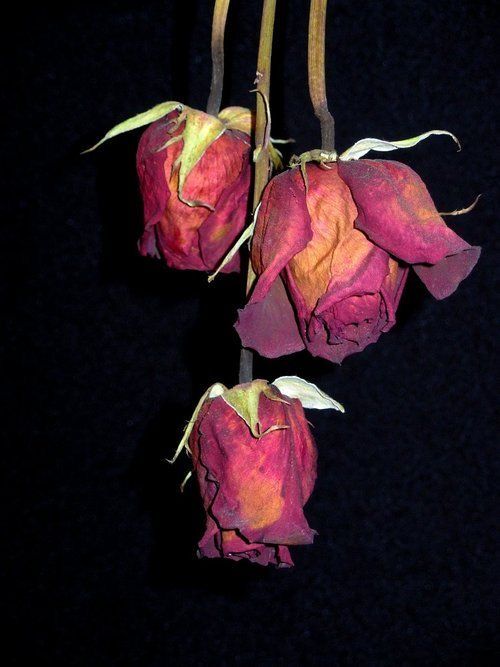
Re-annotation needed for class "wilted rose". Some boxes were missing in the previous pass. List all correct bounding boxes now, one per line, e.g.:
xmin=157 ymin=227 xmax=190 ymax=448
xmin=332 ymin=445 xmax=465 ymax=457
xmin=181 ymin=377 xmax=344 ymax=567
xmin=136 ymin=105 xmax=252 ymax=272
xmin=236 ymin=159 xmax=480 ymax=363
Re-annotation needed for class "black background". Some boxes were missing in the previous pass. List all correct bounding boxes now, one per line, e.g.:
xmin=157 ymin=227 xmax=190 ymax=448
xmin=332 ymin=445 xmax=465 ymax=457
xmin=4 ymin=1 xmax=499 ymax=665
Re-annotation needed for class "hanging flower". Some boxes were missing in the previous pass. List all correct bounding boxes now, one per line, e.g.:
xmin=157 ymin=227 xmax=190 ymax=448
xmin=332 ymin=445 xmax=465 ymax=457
xmin=235 ymin=132 xmax=481 ymax=363
xmin=85 ymin=102 xmax=252 ymax=272
xmin=172 ymin=377 xmax=344 ymax=567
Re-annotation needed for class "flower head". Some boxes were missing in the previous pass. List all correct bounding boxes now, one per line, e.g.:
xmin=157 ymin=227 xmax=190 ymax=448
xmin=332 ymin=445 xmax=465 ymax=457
xmin=236 ymin=149 xmax=480 ymax=363
xmin=85 ymin=101 xmax=252 ymax=273
xmin=176 ymin=377 xmax=343 ymax=567
xmin=137 ymin=105 xmax=252 ymax=272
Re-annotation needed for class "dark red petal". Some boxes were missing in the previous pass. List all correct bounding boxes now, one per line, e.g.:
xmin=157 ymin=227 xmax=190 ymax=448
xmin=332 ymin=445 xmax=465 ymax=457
xmin=413 ymin=245 xmax=481 ymax=299
xmin=235 ymin=276 xmax=305 ymax=358
xmin=306 ymin=320 xmax=370 ymax=363
xmin=286 ymin=397 xmax=318 ymax=503
xmin=251 ymin=168 xmax=313 ymax=302
xmin=198 ymin=159 xmax=251 ymax=273
xmin=338 ymin=159 xmax=474 ymax=264
xmin=136 ymin=116 xmax=177 ymax=255
xmin=208 ymin=530 xmax=293 ymax=567
xmin=137 ymin=227 xmax=161 ymax=259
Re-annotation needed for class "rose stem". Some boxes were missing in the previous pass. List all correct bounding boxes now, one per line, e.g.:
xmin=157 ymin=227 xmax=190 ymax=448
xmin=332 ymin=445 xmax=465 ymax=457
xmin=238 ymin=0 xmax=277 ymax=385
xmin=308 ymin=0 xmax=335 ymax=151
xmin=206 ymin=0 xmax=231 ymax=116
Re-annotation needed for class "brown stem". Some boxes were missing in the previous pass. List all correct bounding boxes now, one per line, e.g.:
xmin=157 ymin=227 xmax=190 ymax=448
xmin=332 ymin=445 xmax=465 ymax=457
xmin=308 ymin=0 xmax=335 ymax=151
xmin=238 ymin=0 xmax=277 ymax=385
xmin=238 ymin=348 xmax=254 ymax=385
xmin=206 ymin=0 xmax=230 ymax=116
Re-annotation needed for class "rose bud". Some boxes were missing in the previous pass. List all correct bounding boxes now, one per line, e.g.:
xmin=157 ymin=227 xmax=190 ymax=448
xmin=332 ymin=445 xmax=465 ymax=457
xmin=171 ymin=377 xmax=344 ymax=567
xmin=236 ymin=134 xmax=480 ymax=363
xmin=85 ymin=102 xmax=252 ymax=272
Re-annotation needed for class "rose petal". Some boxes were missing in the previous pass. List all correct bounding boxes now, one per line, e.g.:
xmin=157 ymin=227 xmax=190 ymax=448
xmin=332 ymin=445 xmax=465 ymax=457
xmin=315 ymin=235 xmax=391 ymax=313
xmin=235 ymin=275 xmax=305 ymax=358
xmin=136 ymin=115 xmax=177 ymax=256
xmin=306 ymin=318 xmax=374 ymax=364
xmin=285 ymin=164 xmax=358 ymax=312
xmin=413 ymin=245 xmax=481 ymax=299
xmin=250 ymin=168 xmax=313 ymax=302
xmin=198 ymin=152 xmax=251 ymax=272
xmin=338 ymin=159 xmax=473 ymax=265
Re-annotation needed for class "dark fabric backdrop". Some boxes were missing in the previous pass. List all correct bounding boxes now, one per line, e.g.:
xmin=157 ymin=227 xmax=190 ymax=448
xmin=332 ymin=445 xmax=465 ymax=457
xmin=4 ymin=0 xmax=498 ymax=665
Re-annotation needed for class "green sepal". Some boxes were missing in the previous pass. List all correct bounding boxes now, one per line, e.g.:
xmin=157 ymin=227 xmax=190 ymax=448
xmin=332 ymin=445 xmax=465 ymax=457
xmin=221 ymin=380 xmax=289 ymax=439
xmin=217 ymin=106 xmax=252 ymax=135
xmin=339 ymin=130 xmax=460 ymax=161
xmin=175 ymin=110 xmax=226 ymax=208
xmin=82 ymin=100 xmax=183 ymax=153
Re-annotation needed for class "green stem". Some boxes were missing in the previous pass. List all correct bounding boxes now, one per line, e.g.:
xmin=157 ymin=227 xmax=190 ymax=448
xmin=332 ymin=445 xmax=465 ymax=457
xmin=308 ymin=0 xmax=335 ymax=151
xmin=238 ymin=0 xmax=277 ymax=385
xmin=206 ymin=0 xmax=231 ymax=116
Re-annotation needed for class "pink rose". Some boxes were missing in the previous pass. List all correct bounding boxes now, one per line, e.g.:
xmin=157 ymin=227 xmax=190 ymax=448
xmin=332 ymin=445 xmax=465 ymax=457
xmin=137 ymin=106 xmax=252 ymax=272
xmin=236 ymin=160 xmax=480 ymax=363
xmin=189 ymin=381 xmax=319 ymax=567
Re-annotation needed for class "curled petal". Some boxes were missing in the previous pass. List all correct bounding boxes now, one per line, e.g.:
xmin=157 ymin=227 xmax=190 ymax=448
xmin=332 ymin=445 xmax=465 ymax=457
xmin=413 ymin=246 xmax=481 ymax=299
xmin=338 ymin=159 xmax=472 ymax=264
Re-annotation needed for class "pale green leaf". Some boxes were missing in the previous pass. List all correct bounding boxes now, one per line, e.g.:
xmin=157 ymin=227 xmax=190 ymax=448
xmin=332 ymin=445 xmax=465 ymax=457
xmin=272 ymin=376 xmax=345 ymax=412
xmin=339 ymin=130 xmax=460 ymax=161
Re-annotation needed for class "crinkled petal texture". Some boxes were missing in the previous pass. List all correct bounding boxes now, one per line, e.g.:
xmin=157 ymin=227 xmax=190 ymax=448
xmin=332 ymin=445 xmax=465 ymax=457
xmin=136 ymin=110 xmax=251 ymax=272
xmin=236 ymin=164 xmax=406 ymax=362
xmin=337 ymin=159 xmax=481 ymax=299
xmin=190 ymin=392 xmax=317 ymax=567
xmin=236 ymin=160 xmax=479 ymax=363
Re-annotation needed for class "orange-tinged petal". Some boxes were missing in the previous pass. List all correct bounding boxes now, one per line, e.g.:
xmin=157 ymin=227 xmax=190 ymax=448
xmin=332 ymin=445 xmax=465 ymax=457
xmin=287 ymin=164 xmax=358 ymax=311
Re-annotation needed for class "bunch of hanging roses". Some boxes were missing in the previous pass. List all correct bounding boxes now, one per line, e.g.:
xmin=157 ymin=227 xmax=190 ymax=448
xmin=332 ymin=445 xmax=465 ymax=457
xmin=87 ymin=99 xmax=480 ymax=566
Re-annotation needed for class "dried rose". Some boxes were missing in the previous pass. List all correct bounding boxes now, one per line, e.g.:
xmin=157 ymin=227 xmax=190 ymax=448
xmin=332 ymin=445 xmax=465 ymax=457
xmin=86 ymin=102 xmax=252 ymax=272
xmin=236 ymin=134 xmax=480 ymax=363
xmin=173 ymin=377 xmax=343 ymax=567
